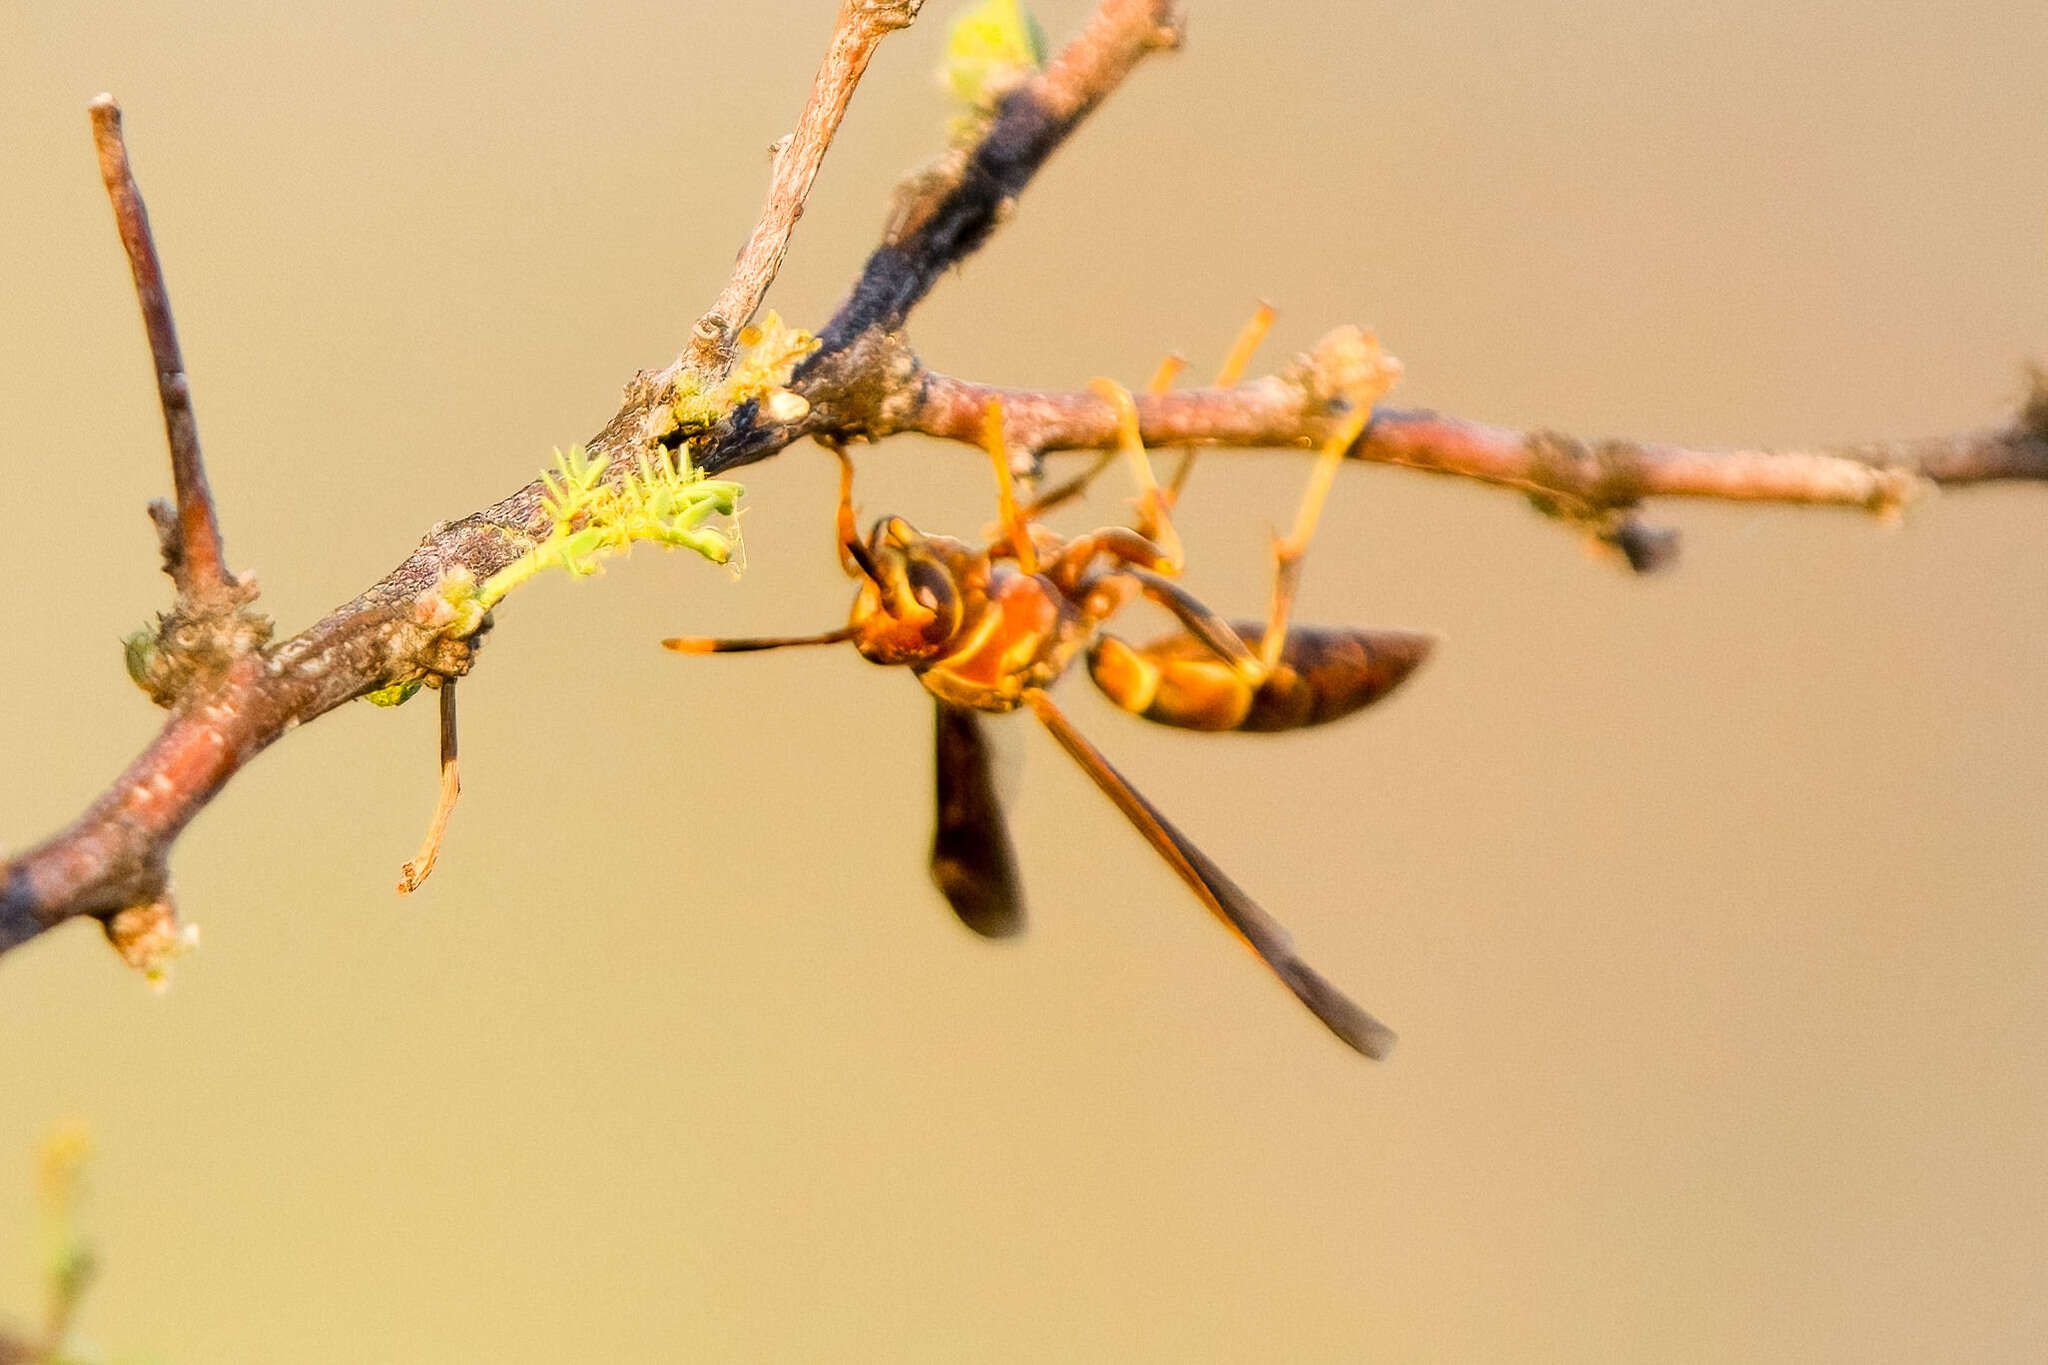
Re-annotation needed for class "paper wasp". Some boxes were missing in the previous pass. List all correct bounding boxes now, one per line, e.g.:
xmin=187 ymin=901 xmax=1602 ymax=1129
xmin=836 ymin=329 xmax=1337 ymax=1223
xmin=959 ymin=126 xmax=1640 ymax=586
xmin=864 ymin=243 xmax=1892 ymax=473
xmin=666 ymin=322 xmax=1429 ymax=1057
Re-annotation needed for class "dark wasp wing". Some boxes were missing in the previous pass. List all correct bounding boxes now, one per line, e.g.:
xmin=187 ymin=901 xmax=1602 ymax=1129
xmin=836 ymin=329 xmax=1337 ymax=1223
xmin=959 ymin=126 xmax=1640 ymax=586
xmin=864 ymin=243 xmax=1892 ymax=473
xmin=1025 ymin=689 xmax=1394 ymax=1058
xmin=929 ymin=701 xmax=1026 ymax=939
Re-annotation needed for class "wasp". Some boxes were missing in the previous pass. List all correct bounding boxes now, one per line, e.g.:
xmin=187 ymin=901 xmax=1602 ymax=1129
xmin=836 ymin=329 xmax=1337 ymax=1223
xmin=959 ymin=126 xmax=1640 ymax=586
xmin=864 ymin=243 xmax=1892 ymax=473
xmin=667 ymin=324 xmax=1429 ymax=1057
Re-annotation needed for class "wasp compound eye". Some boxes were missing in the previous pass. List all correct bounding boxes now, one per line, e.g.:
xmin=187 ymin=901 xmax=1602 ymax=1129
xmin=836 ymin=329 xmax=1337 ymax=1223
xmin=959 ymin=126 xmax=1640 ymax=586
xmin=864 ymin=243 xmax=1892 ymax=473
xmin=906 ymin=556 xmax=962 ymax=638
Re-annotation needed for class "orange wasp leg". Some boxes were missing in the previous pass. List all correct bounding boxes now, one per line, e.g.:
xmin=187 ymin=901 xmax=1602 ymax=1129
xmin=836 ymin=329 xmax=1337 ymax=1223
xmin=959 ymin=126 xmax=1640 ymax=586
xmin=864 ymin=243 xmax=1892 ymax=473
xmin=1023 ymin=687 xmax=1395 ymax=1058
xmin=1041 ymin=525 xmax=1176 ymax=596
xmin=1085 ymin=378 xmax=1184 ymax=574
xmin=1118 ymin=567 xmax=1262 ymax=678
xmin=983 ymin=399 xmax=1039 ymax=574
xmin=397 ymin=679 xmax=462 ymax=895
xmin=1166 ymin=301 xmax=1276 ymax=508
xmin=819 ymin=437 xmax=894 ymax=590
xmin=1256 ymin=409 xmax=1365 ymax=675
xmin=1027 ymin=353 xmax=1187 ymax=520
xmin=820 ymin=438 xmax=868 ymax=579
xmin=1250 ymin=327 xmax=1405 ymax=677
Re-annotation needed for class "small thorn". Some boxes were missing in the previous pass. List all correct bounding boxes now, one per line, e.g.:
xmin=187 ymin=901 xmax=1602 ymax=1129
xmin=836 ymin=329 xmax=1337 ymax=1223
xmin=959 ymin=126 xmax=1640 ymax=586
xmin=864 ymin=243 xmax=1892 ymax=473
xmin=397 ymin=681 xmax=461 ymax=896
xmin=1604 ymin=517 xmax=1682 ymax=574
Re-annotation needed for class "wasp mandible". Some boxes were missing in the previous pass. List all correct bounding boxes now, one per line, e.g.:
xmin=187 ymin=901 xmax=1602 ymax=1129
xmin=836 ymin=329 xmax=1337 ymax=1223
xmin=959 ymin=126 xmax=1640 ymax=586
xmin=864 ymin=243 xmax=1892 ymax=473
xmin=667 ymin=326 xmax=1428 ymax=1057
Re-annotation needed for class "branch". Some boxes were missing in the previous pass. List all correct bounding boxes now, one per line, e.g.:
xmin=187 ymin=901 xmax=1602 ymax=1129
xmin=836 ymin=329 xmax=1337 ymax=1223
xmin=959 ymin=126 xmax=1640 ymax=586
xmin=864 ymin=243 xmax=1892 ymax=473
xmin=1 ymin=1 xmax=2038 ymax=969
xmin=89 ymin=95 xmax=235 ymax=609
xmin=897 ymin=361 xmax=2048 ymax=509
xmin=91 ymin=96 xmax=272 ymax=713
xmin=0 ymin=421 xmax=613 ymax=958
xmin=686 ymin=0 xmax=1183 ymax=475
xmin=706 ymin=0 xmax=1184 ymax=473
xmin=827 ymin=0 xmax=1182 ymax=342
xmin=1 ymin=1 xmax=1175 ymax=959
xmin=683 ymin=0 xmax=926 ymax=371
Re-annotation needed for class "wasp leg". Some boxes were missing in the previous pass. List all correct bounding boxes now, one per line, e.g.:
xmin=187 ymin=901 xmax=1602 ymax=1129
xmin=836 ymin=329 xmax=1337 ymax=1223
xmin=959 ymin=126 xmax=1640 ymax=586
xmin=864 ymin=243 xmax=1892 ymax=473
xmin=930 ymin=701 xmax=1026 ymax=939
xmin=1040 ymin=526 xmax=1177 ymax=599
xmin=1041 ymin=532 xmax=1258 ymax=680
xmin=1255 ymin=333 xmax=1403 ymax=677
xmin=831 ymin=439 xmax=859 ymax=577
xmin=1118 ymin=567 xmax=1261 ymax=678
xmin=814 ymin=437 xmax=887 ymax=585
xmin=1086 ymin=378 xmax=1184 ymax=574
xmin=1021 ymin=447 xmax=1116 ymax=523
xmin=1023 ymin=688 xmax=1395 ymax=1058
xmin=1027 ymin=353 xmax=1187 ymax=520
xmin=1073 ymin=562 xmax=1265 ymax=733
xmin=397 ymin=680 xmax=462 ymax=895
xmin=981 ymin=399 xmax=1041 ymax=574
xmin=1255 ymin=414 xmax=1361 ymax=676
xmin=1166 ymin=301 xmax=1276 ymax=508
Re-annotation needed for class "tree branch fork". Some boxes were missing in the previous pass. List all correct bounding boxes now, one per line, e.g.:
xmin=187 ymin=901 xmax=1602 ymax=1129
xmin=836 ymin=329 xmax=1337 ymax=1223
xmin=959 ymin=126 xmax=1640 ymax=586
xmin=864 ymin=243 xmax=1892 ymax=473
xmin=3 ymin=0 xmax=2041 ymax=963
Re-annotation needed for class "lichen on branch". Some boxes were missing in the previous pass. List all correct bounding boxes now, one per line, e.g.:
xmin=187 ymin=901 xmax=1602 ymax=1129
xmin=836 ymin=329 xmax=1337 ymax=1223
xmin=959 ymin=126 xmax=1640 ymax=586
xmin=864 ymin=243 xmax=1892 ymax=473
xmin=480 ymin=447 xmax=742 ymax=606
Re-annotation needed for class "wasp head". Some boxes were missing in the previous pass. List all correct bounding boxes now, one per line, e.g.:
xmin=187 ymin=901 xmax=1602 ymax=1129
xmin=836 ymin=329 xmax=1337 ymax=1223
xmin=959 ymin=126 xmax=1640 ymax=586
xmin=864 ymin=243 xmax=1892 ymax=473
xmin=847 ymin=517 xmax=968 ymax=665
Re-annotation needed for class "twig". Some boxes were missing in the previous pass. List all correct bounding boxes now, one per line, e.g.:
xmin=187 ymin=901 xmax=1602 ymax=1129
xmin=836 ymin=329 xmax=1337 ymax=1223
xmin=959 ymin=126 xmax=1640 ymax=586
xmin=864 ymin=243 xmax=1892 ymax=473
xmin=683 ymin=0 xmax=925 ymax=372
xmin=88 ymin=95 xmax=233 ymax=607
xmin=894 ymin=365 xmax=2048 ymax=511
xmin=397 ymin=681 xmax=462 ymax=894
xmin=806 ymin=0 xmax=1183 ymax=355
xmin=696 ymin=0 xmax=1184 ymax=474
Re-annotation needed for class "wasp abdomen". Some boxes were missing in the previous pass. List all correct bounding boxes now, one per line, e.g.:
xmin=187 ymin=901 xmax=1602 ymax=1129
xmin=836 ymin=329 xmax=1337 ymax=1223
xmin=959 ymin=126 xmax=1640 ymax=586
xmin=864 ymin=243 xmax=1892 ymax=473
xmin=1088 ymin=624 xmax=1433 ymax=733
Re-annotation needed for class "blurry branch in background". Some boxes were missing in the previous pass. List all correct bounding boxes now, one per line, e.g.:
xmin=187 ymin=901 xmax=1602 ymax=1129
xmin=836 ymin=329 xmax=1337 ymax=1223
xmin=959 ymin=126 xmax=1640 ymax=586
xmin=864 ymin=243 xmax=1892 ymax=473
xmin=1 ymin=0 xmax=2043 ymax=970
xmin=0 ymin=1125 xmax=120 ymax=1365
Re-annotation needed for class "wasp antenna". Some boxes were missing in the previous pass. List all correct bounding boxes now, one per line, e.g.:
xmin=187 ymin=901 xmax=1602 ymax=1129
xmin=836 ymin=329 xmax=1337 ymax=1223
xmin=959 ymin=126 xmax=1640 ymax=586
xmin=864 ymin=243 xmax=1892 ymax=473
xmin=847 ymin=535 xmax=884 ymax=586
xmin=663 ymin=625 xmax=859 ymax=654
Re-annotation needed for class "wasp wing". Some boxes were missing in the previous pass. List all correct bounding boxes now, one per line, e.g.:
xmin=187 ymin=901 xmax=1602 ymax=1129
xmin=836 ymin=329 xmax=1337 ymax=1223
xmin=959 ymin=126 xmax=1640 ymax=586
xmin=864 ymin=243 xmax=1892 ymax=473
xmin=1025 ymin=689 xmax=1394 ymax=1058
xmin=929 ymin=701 xmax=1027 ymax=939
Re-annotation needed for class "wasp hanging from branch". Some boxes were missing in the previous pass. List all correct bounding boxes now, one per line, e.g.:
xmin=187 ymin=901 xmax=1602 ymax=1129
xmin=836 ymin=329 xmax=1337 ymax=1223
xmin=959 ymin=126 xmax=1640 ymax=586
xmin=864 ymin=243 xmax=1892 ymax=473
xmin=666 ymin=321 xmax=1429 ymax=1057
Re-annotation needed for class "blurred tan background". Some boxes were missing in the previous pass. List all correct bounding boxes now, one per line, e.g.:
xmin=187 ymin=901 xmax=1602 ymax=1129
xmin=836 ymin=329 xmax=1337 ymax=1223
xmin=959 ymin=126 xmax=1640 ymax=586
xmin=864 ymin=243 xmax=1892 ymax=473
xmin=4 ymin=2 xmax=2046 ymax=1360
